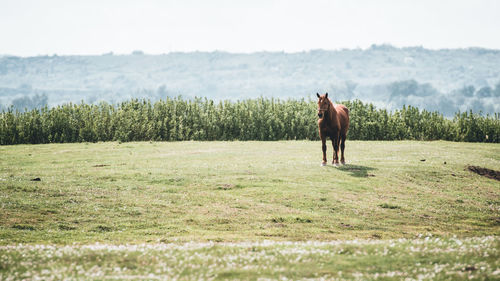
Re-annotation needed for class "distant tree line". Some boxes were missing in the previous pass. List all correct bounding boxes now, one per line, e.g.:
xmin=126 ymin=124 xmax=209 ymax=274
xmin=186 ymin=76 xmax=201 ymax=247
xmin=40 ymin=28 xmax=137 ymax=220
xmin=10 ymin=93 xmax=48 ymax=111
xmin=384 ymin=80 xmax=500 ymax=116
xmin=0 ymin=97 xmax=498 ymax=145
xmin=2 ymin=46 xmax=500 ymax=115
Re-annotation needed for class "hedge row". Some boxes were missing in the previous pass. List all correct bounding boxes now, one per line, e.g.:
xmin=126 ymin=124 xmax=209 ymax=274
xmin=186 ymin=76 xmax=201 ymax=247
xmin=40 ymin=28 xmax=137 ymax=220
xmin=1 ymin=97 xmax=498 ymax=144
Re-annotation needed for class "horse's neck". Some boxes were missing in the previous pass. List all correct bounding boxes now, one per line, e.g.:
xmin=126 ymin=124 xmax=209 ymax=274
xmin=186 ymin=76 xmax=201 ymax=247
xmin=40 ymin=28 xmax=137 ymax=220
xmin=326 ymin=101 xmax=337 ymax=122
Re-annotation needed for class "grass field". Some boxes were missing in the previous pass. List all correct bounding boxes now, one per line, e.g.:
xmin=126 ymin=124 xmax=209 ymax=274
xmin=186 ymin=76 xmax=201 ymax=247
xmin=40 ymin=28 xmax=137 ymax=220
xmin=1 ymin=237 xmax=498 ymax=280
xmin=1 ymin=141 xmax=499 ymax=279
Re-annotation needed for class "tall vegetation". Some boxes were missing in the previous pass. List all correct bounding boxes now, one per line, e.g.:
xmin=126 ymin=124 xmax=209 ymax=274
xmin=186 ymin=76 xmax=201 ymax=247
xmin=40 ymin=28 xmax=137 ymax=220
xmin=1 ymin=97 xmax=498 ymax=145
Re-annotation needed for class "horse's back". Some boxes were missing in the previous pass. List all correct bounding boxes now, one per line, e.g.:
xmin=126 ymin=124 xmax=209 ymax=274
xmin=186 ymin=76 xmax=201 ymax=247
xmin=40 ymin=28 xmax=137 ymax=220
xmin=335 ymin=104 xmax=349 ymax=115
xmin=334 ymin=104 xmax=350 ymax=133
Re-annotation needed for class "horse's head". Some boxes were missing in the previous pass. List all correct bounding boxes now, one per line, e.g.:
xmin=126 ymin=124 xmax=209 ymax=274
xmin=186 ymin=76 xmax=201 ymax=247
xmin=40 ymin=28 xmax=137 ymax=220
xmin=316 ymin=92 xmax=330 ymax=119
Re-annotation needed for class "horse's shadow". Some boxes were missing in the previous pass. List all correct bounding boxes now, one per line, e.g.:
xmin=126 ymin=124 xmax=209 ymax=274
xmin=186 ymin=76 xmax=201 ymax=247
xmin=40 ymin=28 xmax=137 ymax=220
xmin=330 ymin=164 xmax=377 ymax=178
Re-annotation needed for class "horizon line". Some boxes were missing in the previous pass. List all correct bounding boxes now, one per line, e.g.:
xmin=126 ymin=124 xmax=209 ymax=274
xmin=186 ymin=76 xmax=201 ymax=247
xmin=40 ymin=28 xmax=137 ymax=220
xmin=2 ymin=44 xmax=500 ymax=58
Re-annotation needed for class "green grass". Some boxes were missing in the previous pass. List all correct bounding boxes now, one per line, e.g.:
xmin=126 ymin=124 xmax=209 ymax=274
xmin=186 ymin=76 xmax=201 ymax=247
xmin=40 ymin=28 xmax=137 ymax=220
xmin=1 ymin=236 xmax=498 ymax=280
xmin=0 ymin=141 xmax=499 ymax=279
xmin=1 ymin=140 xmax=498 ymax=244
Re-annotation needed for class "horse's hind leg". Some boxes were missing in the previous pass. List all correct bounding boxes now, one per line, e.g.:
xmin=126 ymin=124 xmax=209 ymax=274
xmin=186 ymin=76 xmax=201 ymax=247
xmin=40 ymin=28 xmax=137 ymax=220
xmin=331 ymin=133 xmax=340 ymax=166
xmin=340 ymin=133 xmax=346 ymax=165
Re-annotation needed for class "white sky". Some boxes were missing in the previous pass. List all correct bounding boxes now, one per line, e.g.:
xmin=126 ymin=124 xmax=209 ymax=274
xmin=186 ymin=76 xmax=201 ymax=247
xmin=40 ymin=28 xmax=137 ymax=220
xmin=1 ymin=0 xmax=499 ymax=56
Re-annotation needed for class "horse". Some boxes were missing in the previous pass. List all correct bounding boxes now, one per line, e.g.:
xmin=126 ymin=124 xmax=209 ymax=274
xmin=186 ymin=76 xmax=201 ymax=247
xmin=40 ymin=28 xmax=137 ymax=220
xmin=316 ymin=92 xmax=350 ymax=166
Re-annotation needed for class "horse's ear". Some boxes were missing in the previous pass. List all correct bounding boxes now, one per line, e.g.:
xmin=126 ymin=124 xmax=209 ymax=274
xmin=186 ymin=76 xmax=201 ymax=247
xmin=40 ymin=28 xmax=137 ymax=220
xmin=316 ymin=93 xmax=320 ymax=98
xmin=325 ymin=92 xmax=328 ymax=98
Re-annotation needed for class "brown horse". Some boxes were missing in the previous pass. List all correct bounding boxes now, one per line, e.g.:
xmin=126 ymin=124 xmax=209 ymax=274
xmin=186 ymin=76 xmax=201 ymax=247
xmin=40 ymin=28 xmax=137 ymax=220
xmin=316 ymin=93 xmax=349 ymax=166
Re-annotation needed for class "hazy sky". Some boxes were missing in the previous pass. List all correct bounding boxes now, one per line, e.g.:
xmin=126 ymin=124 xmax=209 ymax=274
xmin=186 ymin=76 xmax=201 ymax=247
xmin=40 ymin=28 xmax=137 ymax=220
xmin=1 ymin=0 xmax=499 ymax=56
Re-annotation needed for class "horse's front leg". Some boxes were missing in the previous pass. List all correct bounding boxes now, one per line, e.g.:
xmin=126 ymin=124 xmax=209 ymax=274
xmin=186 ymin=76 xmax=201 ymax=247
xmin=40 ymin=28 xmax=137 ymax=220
xmin=331 ymin=133 xmax=340 ymax=166
xmin=321 ymin=136 xmax=327 ymax=166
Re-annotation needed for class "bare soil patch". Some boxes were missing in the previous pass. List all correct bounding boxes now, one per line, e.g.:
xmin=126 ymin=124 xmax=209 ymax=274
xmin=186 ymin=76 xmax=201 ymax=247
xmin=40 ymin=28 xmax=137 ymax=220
xmin=467 ymin=165 xmax=500 ymax=181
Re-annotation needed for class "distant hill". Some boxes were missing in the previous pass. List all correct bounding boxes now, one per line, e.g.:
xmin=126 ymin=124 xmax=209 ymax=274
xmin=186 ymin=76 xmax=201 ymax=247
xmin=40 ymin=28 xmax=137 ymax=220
xmin=1 ymin=45 xmax=499 ymax=115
